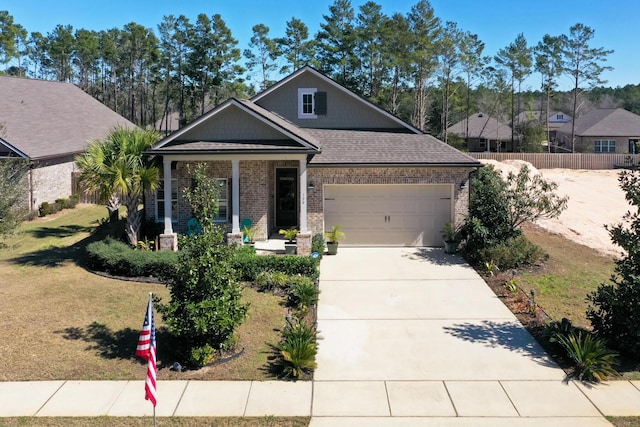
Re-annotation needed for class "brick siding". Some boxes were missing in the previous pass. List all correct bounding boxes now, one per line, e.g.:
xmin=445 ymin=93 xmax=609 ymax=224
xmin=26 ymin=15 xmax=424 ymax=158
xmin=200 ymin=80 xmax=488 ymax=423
xmin=146 ymin=161 xmax=473 ymax=240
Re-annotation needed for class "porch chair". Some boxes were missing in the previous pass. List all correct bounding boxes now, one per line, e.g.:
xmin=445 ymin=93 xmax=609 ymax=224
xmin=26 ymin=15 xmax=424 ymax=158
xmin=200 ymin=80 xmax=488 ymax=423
xmin=241 ymin=218 xmax=253 ymax=242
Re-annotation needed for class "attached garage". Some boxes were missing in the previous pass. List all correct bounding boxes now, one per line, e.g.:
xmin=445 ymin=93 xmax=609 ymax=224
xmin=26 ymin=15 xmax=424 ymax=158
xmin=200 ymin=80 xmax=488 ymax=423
xmin=323 ymin=184 xmax=453 ymax=247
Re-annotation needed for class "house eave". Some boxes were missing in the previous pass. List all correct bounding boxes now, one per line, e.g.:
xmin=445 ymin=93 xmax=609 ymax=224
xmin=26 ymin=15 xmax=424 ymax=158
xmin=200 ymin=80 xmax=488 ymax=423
xmin=309 ymin=162 xmax=482 ymax=169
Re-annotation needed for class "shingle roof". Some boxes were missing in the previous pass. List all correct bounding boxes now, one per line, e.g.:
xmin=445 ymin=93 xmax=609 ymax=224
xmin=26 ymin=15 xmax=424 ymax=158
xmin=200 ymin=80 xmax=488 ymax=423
xmin=304 ymin=129 xmax=480 ymax=166
xmin=447 ymin=113 xmax=512 ymax=141
xmin=556 ymin=108 xmax=640 ymax=137
xmin=0 ymin=76 xmax=135 ymax=159
xmin=150 ymin=140 xmax=315 ymax=155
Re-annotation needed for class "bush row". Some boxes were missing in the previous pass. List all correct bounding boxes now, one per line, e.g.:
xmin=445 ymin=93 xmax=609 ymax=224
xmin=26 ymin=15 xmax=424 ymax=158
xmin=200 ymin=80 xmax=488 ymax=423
xmin=86 ymin=238 xmax=178 ymax=279
xmin=231 ymin=246 xmax=320 ymax=281
xmin=38 ymin=194 xmax=80 ymax=217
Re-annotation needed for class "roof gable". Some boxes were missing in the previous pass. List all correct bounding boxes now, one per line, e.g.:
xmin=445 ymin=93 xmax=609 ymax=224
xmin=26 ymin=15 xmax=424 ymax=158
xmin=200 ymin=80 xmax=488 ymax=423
xmin=251 ymin=66 xmax=421 ymax=133
xmin=0 ymin=76 xmax=136 ymax=159
xmin=151 ymin=98 xmax=320 ymax=153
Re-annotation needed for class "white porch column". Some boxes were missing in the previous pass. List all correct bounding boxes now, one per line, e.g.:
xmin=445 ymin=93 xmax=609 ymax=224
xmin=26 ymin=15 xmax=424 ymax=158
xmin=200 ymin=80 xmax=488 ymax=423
xmin=232 ymin=159 xmax=240 ymax=233
xmin=163 ymin=158 xmax=173 ymax=234
xmin=299 ymin=159 xmax=308 ymax=233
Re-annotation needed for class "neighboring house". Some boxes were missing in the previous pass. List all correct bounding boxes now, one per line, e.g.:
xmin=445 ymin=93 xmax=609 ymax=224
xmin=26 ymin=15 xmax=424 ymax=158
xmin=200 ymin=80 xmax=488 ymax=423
xmin=447 ymin=113 xmax=513 ymax=152
xmin=515 ymin=110 xmax=571 ymax=142
xmin=0 ymin=76 xmax=135 ymax=210
xmin=146 ymin=66 xmax=481 ymax=253
xmin=556 ymin=108 xmax=640 ymax=153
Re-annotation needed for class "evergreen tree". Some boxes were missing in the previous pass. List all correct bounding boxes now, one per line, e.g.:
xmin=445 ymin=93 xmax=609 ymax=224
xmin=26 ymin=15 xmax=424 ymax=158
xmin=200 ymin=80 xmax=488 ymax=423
xmin=243 ymin=23 xmax=278 ymax=91
xmin=588 ymin=171 xmax=640 ymax=358
xmin=276 ymin=17 xmax=316 ymax=74
xmin=561 ymin=23 xmax=613 ymax=152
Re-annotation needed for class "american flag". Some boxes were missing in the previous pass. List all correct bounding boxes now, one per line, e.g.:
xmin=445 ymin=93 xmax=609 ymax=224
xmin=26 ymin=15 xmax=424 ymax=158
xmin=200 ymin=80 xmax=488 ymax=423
xmin=136 ymin=293 xmax=157 ymax=407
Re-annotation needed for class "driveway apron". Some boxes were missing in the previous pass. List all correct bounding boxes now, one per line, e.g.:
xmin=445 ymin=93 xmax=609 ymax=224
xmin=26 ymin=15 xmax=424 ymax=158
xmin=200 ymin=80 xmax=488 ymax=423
xmin=315 ymin=247 xmax=564 ymax=381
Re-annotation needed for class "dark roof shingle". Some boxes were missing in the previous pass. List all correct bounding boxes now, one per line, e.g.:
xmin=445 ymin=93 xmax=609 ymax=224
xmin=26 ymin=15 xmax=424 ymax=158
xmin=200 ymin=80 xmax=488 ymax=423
xmin=304 ymin=129 xmax=480 ymax=166
xmin=0 ymin=76 xmax=135 ymax=159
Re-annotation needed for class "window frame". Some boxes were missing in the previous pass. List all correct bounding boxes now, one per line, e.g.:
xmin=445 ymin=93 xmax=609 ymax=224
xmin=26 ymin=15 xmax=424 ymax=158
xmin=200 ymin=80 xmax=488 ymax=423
xmin=297 ymin=88 xmax=317 ymax=119
xmin=594 ymin=140 xmax=616 ymax=153
xmin=213 ymin=178 xmax=229 ymax=223
xmin=156 ymin=177 xmax=178 ymax=223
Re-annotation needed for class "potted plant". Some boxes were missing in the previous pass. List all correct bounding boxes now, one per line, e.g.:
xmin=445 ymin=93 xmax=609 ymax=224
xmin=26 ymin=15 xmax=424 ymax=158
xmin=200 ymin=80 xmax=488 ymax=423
xmin=242 ymin=224 xmax=256 ymax=246
xmin=441 ymin=221 xmax=460 ymax=254
xmin=324 ymin=224 xmax=346 ymax=255
xmin=279 ymin=227 xmax=298 ymax=255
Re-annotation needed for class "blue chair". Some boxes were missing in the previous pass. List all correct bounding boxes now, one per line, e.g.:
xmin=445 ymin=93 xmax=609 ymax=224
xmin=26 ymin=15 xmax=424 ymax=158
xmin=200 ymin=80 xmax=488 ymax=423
xmin=187 ymin=217 xmax=202 ymax=235
xmin=241 ymin=218 xmax=253 ymax=242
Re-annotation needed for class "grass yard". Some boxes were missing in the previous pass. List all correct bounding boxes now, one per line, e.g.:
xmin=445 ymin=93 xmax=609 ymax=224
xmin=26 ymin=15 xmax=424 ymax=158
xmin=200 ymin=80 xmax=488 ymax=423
xmin=0 ymin=205 xmax=287 ymax=381
xmin=519 ymin=223 xmax=617 ymax=329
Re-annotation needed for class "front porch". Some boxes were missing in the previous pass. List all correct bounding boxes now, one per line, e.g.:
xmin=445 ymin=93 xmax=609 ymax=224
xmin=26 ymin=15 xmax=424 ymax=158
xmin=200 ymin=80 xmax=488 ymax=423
xmin=156 ymin=155 xmax=314 ymax=255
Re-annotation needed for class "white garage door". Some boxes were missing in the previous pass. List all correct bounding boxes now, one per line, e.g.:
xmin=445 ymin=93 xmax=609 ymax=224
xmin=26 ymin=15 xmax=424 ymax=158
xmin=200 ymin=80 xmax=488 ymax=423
xmin=324 ymin=184 xmax=453 ymax=247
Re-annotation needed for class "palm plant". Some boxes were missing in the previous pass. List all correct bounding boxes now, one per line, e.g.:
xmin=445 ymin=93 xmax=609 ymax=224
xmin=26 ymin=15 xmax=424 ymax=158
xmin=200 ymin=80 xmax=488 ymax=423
xmin=76 ymin=126 xmax=161 ymax=246
xmin=277 ymin=319 xmax=318 ymax=379
xmin=554 ymin=331 xmax=619 ymax=382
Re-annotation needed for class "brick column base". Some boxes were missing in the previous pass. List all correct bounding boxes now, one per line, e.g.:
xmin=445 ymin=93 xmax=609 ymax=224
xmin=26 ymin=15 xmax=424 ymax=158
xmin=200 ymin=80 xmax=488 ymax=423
xmin=296 ymin=232 xmax=312 ymax=256
xmin=227 ymin=232 xmax=244 ymax=246
xmin=159 ymin=233 xmax=178 ymax=251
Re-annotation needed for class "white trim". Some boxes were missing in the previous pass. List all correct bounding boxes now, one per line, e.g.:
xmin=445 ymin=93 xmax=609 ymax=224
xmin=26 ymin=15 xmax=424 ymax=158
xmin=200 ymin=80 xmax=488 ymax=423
xmin=151 ymin=99 xmax=319 ymax=151
xmin=299 ymin=160 xmax=307 ymax=233
xmin=232 ymin=160 xmax=240 ymax=233
xmin=0 ymin=138 xmax=29 ymax=158
xmin=163 ymin=159 xmax=173 ymax=234
xmin=298 ymin=88 xmax=317 ymax=119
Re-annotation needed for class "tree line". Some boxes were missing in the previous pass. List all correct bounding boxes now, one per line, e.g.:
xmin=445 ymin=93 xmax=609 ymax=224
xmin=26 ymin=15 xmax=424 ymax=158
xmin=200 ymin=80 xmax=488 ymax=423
xmin=0 ymin=1 xmax=632 ymax=150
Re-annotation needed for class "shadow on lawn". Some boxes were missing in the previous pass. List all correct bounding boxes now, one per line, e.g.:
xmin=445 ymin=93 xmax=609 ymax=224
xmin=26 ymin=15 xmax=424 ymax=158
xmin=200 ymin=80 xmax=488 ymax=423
xmin=57 ymin=322 xmax=181 ymax=366
xmin=27 ymin=224 xmax=95 ymax=239
xmin=443 ymin=320 xmax=558 ymax=369
xmin=9 ymin=233 xmax=99 ymax=268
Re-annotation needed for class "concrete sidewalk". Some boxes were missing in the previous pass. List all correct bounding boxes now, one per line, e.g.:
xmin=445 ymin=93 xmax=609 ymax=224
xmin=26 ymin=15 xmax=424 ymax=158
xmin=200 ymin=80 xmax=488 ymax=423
xmin=1 ymin=378 xmax=640 ymax=423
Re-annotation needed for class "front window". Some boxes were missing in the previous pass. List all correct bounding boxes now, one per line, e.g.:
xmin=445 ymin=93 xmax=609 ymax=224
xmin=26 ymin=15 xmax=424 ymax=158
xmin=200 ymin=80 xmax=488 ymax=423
xmin=156 ymin=178 xmax=178 ymax=222
xmin=214 ymin=178 xmax=228 ymax=222
xmin=594 ymin=140 xmax=616 ymax=153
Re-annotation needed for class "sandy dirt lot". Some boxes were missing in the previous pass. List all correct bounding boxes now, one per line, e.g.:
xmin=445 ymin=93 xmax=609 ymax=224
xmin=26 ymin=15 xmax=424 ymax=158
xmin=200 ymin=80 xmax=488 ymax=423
xmin=481 ymin=160 xmax=631 ymax=257
xmin=536 ymin=169 xmax=629 ymax=257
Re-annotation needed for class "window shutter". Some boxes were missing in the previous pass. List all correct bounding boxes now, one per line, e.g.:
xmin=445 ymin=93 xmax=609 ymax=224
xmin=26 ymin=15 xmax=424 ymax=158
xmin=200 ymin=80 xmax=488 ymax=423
xmin=314 ymin=92 xmax=327 ymax=115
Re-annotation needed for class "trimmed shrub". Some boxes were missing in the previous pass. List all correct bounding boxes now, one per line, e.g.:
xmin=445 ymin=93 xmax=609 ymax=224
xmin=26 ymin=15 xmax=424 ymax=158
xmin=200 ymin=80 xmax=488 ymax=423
xmin=55 ymin=198 xmax=68 ymax=209
xmin=231 ymin=250 xmax=319 ymax=282
xmin=86 ymin=238 xmax=178 ymax=279
xmin=477 ymin=235 xmax=547 ymax=269
xmin=68 ymin=194 xmax=80 ymax=208
xmin=311 ymin=233 xmax=325 ymax=258
xmin=38 ymin=202 xmax=51 ymax=217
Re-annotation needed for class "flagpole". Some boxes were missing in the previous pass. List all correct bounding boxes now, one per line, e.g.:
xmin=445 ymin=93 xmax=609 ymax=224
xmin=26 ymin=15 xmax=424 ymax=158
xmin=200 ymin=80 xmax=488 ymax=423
xmin=150 ymin=292 xmax=156 ymax=427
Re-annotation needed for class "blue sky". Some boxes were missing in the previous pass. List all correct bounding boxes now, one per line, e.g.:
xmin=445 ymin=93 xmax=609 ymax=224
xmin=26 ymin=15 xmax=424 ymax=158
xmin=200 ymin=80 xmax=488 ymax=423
xmin=3 ymin=0 xmax=637 ymax=90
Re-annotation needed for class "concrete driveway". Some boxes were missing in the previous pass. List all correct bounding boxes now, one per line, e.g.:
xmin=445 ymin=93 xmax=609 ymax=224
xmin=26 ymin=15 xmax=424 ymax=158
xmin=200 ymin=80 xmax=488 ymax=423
xmin=315 ymin=247 xmax=564 ymax=382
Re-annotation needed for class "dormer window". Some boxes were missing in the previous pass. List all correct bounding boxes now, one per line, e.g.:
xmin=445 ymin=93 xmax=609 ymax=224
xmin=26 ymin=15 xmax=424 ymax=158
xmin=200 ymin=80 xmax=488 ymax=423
xmin=557 ymin=114 xmax=564 ymax=120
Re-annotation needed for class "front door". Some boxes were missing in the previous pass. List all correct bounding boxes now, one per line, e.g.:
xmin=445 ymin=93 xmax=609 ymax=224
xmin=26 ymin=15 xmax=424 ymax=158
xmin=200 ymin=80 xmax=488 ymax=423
xmin=276 ymin=168 xmax=298 ymax=227
xmin=630 ymin=139 xmax=639 ymax=154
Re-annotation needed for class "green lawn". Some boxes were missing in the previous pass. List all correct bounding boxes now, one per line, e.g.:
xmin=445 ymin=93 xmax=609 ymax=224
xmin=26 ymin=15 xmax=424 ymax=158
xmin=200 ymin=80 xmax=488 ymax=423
xmin=0 ymin=205 xmax=286 ymax=381
xmin=519 ymin=223 xmax=616 ymax=329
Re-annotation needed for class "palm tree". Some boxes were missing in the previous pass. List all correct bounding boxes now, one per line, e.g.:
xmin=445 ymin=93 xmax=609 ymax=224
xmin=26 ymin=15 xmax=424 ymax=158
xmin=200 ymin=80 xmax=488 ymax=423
xmin=76 ymin=126 xmax=160 ymax=246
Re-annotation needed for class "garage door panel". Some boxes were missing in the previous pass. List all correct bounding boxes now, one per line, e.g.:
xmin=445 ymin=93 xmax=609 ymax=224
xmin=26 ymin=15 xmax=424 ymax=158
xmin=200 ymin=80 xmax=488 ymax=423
xmin=324 ymin=184 xmax=452 ymax=247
